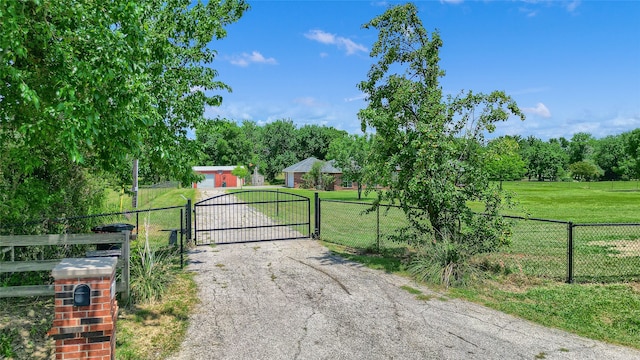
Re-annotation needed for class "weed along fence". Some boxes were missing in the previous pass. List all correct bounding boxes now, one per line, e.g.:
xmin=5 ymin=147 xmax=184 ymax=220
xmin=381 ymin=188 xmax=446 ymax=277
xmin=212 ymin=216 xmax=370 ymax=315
xmin=317 ymin=199 xmax=640 ymax=283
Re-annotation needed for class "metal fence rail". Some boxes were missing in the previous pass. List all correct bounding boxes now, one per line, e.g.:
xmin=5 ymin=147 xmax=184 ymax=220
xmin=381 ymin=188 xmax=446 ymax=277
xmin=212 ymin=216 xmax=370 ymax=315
xmin=317 ymin=199 xmax=640 ymax=283
xmin=194 ymin=190 xmax=310 ymax=245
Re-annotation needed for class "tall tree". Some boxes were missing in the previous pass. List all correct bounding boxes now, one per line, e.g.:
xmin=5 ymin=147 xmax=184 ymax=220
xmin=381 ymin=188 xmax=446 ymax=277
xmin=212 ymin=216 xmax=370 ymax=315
xmin=327 ymin=134 xmax=371 ymax=199
xmin=357 ymin=3 xmax=525 ymax=285
xmin=568 ymin=132 xmax=595 ymax=164
xmin=0 ymin=0 xmax=248 ymax=228
xmin=259 ymin=119 xmax=299 ymax=182
xmin=484 ymin=137 xmax=527 ymax=188
xmin=523 ymin=140 xmax=569 ymax=181
xmin=593 ymin=134 xmax=628 ymax=180
xmin=196 ymin=119 xmax=252 ymax=166
xmin=295 ymin=124 xmax=347 ymax=160
xmin=624 ymin=129 xmax=640 ymax=180
xmin=569 ymin=161 xmax=602 ymax=181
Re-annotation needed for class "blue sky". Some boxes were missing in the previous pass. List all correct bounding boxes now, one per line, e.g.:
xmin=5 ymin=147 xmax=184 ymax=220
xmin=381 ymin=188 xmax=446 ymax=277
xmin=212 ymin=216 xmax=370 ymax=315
xmin=204 ymin=0 xmax=640 ymax=140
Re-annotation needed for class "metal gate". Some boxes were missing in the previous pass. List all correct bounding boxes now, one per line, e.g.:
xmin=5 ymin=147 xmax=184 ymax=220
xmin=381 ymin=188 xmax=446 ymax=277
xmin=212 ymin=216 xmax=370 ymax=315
xmin=194 ymin=190 xmax=310 ymax=245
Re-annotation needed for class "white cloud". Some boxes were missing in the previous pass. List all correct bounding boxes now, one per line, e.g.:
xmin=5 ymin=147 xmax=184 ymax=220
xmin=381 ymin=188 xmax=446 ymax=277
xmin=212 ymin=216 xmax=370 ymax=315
xmin=344 ymin=94 xmax=367 ymax=102
xmin=304 ymin=29 xmax=368 ymax=55
xmin=229 ymin=51 xmax=277 ymax=67
xmin=522 ymin=102 xmax=551 ymax=118
xmin=293 ymin=97 xmax=325 ymax=107
xmin=566 ymin=0 xmax=581 ymax=12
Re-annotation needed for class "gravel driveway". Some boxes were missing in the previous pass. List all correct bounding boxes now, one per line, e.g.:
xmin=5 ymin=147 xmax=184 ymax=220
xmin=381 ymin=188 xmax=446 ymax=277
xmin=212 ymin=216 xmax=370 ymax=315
xmin=169 ymin=189 xmax=639 ymax=359
xmin=168 ymin=239 xmax=640 ymax=360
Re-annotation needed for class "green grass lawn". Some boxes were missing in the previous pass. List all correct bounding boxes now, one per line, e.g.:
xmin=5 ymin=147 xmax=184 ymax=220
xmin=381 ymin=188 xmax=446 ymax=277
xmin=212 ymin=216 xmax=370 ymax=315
xmin=103 ymin=187 xmax=196 ymax=250
xmin=499 ymin=180 xmax=640 ymax=223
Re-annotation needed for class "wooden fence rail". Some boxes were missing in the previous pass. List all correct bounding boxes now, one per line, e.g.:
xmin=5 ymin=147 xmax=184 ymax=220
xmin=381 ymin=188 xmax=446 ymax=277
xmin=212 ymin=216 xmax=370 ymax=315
xmin=0 ymin=232 xmax=130 ymax=300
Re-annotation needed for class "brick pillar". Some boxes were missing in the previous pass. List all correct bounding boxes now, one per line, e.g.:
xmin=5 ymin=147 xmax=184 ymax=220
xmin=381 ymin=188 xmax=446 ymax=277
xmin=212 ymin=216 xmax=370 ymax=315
xmin=49 ymin=257 xmax=118 ymax=360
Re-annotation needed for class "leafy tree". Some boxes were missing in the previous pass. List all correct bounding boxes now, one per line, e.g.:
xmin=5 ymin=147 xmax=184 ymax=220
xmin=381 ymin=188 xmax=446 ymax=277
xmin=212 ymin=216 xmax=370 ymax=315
xmin=593 ymin=134 xmax=628 ymax=180
xmin=569 ymin=161 xmax=602 ymax=181
xmin=196 ymin=119 xmax=252 ymax=166
xmin=484 ymin=137 xmax=527 ymax=188
xmin=357 ymin=3 xmax=524 ymax=286
xmin=624 ymin=129 xmax=640 ymax=180
xmin=568 ymin=132 xmax=595 ymax=164
xmin=0 ymin=0 xmax=248 ymax=228
xmin=301 ymin=161 xmax=324 ymax=189
xmin=523 ymin=140 xmax=569 ymax=181
xmin=259 ymin=119 xmax=299 ymax=183
xmin=295 ymin=125 xmax=347 ymax=160
xmin=231 ymin=166 xmax=249 ymax=188
xmin=327 ymin=134 xmax=371 ymax=199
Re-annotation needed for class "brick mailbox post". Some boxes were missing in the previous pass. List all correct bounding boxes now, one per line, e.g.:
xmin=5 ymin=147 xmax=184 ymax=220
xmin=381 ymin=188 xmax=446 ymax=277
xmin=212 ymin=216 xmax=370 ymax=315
xmin=49 ymin=257 xmax=119 ymax=360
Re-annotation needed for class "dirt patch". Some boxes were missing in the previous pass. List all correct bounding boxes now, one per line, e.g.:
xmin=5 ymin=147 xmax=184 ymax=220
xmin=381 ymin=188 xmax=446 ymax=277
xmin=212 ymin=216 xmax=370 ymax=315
xmin=0 ymin=297 xmax=54 ymax=360
xmin=589 ymin=240 xmax=640 ymax=258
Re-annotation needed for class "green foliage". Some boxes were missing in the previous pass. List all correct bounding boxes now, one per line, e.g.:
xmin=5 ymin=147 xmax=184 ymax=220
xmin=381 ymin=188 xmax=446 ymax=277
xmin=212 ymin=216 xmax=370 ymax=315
xmin=301 ymin=161 xmax=325 ymax=189
xmin=231 ymin=166 xmax=249 ymax=187
xmin=0 ymin=157 xmax=106 ymax=234
xmin=196 ymin=119 xmax=253 ymax=167
xmin=295 ymin=124 xmax=347 ymax=160
xmin=1 ymin=0 xmax=248 ymax=225
xmin=0 ymin=328 xmax=17 ymax=358
xmin=593 ymin=135 xmax=628 ymax=180
xmin=130 ymin=238 xmax=176 ymax=305
xmin=327 ymin=134 xmax=371 ymax=199
xmin=521 ymin=138 xmax=569 ymax=181
xmin=357 ymin=3 xmax=524 ymax=286
xmin=259 ymin=119 xmax=299 ymax=182
xmin=408 ymin=239 xmax=474 ymax=288
xmin=484 ymin=137 xmax=527 ymax=188
xmin=568 ymin=132 xmax=596 ymax=164
xmin=569 ymin=161 xmax=603 ymax=181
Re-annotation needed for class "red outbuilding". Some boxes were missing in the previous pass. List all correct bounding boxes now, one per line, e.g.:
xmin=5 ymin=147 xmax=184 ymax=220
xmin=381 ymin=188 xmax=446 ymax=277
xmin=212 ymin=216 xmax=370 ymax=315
xmin=192 ymin=166 xmax=244 ymax=189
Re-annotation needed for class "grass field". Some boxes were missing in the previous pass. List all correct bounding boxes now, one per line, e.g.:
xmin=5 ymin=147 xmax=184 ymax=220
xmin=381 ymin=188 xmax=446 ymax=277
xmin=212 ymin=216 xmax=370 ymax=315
xmin=103 ymin=187 xmax=196 ymax=250
xmin=499 ymin=180 xmax=640 ymax=223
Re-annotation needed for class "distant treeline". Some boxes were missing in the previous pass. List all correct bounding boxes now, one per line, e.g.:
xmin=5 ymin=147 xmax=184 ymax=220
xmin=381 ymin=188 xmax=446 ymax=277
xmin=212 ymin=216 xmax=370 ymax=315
xmin=193 ymin=118 xmax=640 ymax=184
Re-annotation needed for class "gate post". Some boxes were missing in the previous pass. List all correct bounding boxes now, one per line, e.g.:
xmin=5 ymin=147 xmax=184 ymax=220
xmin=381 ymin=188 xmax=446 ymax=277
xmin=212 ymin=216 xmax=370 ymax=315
xmin=314 ymin=193 xmax=320 ymax=239
xmin=185 ymin=199 xmax=192 ymax=242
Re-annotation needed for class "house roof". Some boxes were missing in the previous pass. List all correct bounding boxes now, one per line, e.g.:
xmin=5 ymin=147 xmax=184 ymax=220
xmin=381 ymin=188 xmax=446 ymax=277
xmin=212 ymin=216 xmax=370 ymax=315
xmin=282 ymin=157 xmax=342 ymax=173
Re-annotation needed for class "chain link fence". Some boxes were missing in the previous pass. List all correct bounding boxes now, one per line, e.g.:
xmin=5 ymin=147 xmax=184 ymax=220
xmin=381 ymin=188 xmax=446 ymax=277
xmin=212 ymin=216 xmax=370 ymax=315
xmin=318 ymin=199 xmax=640 ymax=283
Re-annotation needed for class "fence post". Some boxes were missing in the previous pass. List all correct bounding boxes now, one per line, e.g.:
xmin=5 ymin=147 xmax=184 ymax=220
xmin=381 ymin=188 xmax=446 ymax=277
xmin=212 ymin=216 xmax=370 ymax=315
xmin=186 ymin=199 xmax=192 ymax=242
xmin=567 ymin=221 xmax=574 ymax=284
xmin=180 ymin=208 xmax=184 ymax=269
xmin=307 ymin=195 xmax=311 ymax=238
xmin=122 ymin=230 xmax=130 ymax=302
xmin=314 ymin=192 xmax=320 ymax=239
xmin=376 ymin=204 xmax=380 ymax=252
xmin=276 ymin=189 xmax=280 ymax=217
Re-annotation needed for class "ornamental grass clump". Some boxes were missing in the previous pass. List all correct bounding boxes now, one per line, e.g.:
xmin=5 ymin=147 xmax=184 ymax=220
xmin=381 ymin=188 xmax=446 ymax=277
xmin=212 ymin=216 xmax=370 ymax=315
xmin=130 ymin=217 xmax=175 ymax=304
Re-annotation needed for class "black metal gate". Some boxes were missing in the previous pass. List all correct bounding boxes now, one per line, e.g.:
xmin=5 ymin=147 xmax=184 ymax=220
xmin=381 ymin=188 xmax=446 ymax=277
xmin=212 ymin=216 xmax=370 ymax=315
xmin=194 ymin=190 xmax=310 ymax=245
